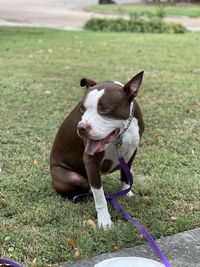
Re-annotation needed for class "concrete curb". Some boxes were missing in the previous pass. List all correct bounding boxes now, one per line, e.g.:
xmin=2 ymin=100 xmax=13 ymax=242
xmin=58 ymin=228 xmax=200 ymax=267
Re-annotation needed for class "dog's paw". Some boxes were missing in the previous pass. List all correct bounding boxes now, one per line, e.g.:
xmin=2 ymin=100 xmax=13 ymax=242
xmin=97 ymin=211 xmax=112 ymax=229
xmin=98 ymin=218 xmax=113 ymax=229
xmin=127 ymin=190 xmax=134 ymax=197
xmin=122 ymin=183 xmax=134 ymax=198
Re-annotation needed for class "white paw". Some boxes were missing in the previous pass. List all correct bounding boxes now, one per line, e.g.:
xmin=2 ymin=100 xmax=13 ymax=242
xmin=97 ymin=210 xmax=112 ymax=229
xmin=122 ymin=183 xmax=134 ymax=197
xmin=127 ymin=190 xmax=134 ymax=198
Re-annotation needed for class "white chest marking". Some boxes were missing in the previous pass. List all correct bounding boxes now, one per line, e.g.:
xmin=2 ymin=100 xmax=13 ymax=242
xmin=104 ymin=117 xmax=140 ymax=171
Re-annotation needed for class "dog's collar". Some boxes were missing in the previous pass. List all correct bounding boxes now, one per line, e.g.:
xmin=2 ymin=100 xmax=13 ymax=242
xmin=113 ymin=104 xmax=135 ymax=149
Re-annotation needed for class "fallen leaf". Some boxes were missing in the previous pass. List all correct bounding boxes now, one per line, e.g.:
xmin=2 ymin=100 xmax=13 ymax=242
xmin=8 ymin=246 xmax=14 ymax=252
xmin=192 ymin=68 xmax=200 ymax=73
xmin=138 ymin=234 xmax=144 ymax=240
xmin=171 ymin=216 xmax=178 ymax=221
xmin=112 ymin=246 xmax=120 ymax=252
xmin=4 ymin=236 xmax=11 ymax=241
xmin=37 ymin=49 xmax=44 ymax=54
xmin=66 ymin=238 xmax=77 ymax=247
xmin=32 ymin=258 xmax=37 ymax=266
xmin=33 ymin=159 xmax=38 ymax=165
xmin=84 ymin=219 xmax=97 ymax=230
xmin=64 ymin=47 xmax=71 ymax=52
xmin=64 ymin=66 xmax=71 ymax=71
xmin=74 ymin=248 xmax=80 ymax=259
xmin=45 ymin=90 xmax=51 ymax=95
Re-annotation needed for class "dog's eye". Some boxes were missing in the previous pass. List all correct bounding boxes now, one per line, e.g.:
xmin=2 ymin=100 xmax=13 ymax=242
xmin=99 ymin=105 xmax=110 ymax=114
xmin=79 ymin=104 xmax=86 ymax=114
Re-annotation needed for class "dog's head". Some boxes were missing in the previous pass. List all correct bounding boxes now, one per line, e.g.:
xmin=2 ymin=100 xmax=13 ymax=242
xmin=77 ymin=71 xmax=144 ymax=155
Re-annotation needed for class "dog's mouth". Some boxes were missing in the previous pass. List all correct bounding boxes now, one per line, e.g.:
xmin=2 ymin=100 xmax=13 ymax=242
xmin=84 ymin=128 xmax=120 ymax=156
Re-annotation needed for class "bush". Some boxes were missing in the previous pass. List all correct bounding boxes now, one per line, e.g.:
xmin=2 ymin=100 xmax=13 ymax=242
xmin=156 ymin=7 xmax=166 ymax=18
xmin=129 ymin=9 xmax=165 ymax=20
xmin=84 ymin=18 xmax=187 ymax=34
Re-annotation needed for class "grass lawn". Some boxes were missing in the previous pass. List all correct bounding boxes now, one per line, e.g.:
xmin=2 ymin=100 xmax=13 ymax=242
xmin=86 ymin=4 xmax=200 ymax=18
xmin=0 ymin=27 xmax=200 ymax=267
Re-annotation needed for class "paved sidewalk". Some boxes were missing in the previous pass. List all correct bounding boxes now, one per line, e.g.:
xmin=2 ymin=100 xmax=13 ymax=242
xmin=0 ymin=0 xmax=125 ymax=30
xmin=59 ymin=228 xmax=200 ymax=267
xmin=0 ymin=0 xmax=200 ymax=31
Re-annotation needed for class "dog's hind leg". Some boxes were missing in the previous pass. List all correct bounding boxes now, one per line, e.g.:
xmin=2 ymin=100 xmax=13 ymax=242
xmin=51 ymin=166 xmax=90 ymax=198
xmin=120 ymin=149 xmax=137 ymax=197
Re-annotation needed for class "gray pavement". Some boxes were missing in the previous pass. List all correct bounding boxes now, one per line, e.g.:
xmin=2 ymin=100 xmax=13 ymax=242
xmin=59 ymin=228 xmax=200 ymax=267
xmin=0 ymin=0 xmax=123 ymax=30
xmin=0 ymin=0 xmax=200 ymax=31
xmin=0 ymin=0 xmax=95 ymax=30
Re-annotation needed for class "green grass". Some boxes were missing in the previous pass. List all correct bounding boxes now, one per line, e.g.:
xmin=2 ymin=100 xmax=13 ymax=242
xmin=86 ymin=4 xmax=200 ymax=18
xmin=0 ymin=27 xmax=200 ymax=267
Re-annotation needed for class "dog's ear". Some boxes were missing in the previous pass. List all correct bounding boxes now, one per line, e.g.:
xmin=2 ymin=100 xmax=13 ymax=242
xmin=80 ymin=78 xmax=97 ymax=88
xmin=123 ymin=71 xmax=144 ymax=102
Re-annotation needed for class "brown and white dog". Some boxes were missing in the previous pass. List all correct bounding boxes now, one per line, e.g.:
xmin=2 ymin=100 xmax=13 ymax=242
xmin=50 ymin=71 xmax=145 ymax=228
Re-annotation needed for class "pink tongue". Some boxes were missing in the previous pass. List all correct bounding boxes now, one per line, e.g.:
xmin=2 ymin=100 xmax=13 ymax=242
xmin=85 ymin=139 xmax=102 ymax=156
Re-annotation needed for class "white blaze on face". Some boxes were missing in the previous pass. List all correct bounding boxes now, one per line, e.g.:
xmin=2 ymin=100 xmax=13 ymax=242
xmin=80 ymin=89 xmax=126 ymax=140
xmin=79 ymin=88 xmax=128 ymax=155
xmin=81 ymin=89 xmax=105 ymax=139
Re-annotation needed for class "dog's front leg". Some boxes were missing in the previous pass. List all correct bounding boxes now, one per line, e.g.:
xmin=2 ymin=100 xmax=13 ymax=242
xmin=83 ymin=152 xmax=112 ymax=229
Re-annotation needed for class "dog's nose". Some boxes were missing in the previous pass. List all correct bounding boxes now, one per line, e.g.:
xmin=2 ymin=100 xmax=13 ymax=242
xmin=77 ymin=122 xmax=91 ymax=137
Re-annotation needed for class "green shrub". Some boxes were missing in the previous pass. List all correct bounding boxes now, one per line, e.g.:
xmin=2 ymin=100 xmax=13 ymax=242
xmin=156 ymin=7 xmax=166 ymax=18
xmin=84 ymin=18 xmax=187 ymax=34
xmin=128 ymin=8 xmax=165 ymax=21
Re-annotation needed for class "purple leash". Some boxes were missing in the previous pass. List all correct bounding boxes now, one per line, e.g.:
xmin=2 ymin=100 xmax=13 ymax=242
xmin=73 ymin=156 xmax=172 ymax=267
